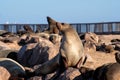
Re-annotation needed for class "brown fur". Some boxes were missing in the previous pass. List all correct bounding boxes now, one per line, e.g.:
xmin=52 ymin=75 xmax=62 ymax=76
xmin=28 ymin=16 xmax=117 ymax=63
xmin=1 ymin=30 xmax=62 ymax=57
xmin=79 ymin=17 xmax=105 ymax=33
xmin=105 ymin=44 xmax=115 ymax=53
xmin=79 ymin=63 xmax=120 ymax=80
xmin=115 ymin=52 xmax=120 ymax=63
xmin=93 ymin=63 xmax=120 ymax=80
xmin=56 ymin=22 xmax=84 ymax=68
xmin=79 ymin=52 xmax=120 ymax=80
xmin=93 ymin=52 xmax=120 ymax=80
xmin=44 ymin=16 xmax=59 ymax=34
xmin=25 ymin=17 xmax=85 ymax=80
xmin=34 ymin=54 xmax=60 ymax=75
xmin=23 ymin=25 xmax=34 ymax=33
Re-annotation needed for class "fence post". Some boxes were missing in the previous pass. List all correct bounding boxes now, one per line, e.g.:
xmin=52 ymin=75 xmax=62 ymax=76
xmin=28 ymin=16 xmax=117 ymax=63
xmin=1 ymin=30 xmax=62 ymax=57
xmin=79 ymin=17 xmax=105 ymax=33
xmin=108 ymin=23 xmax=112 ymax=32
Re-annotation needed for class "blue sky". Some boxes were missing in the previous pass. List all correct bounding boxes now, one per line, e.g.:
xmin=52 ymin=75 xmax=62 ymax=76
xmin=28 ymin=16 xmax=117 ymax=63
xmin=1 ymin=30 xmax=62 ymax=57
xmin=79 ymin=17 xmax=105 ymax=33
xmin=0 ymin=0 xmax=120 ymax=24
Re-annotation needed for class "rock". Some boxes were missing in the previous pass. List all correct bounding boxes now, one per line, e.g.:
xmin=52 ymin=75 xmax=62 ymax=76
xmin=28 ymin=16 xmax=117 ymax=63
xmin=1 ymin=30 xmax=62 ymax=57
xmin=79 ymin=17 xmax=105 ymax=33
xmin=17 ymin=36 xmax=60 ymax=67
xmin=0 ymin=36 xmax=21 ymax=50
xmin=0 ymin=58 xmax=26 ymax=79
xmin=115 ymin=52 xmax=120 ymax=64
xmin=6 ymin=41 xmax=21 ymax=50
xmin=45 ymin=67 xmax=80 ymax=80
xmin=17 ymin=30 xmax=28 ymax=36
xmin=0 ymin=32 xmax=15 ymax=37
xmin=0 ymin=50 xmax=18 ymax=58
xmin=28 ymin=76 xmax=42 ymax=80
xmin=36 ymin=32 xmax=50 ymax=39
xmin=111 ymin=39 xmax=120 ymax=43
xmin=17 ymin=43 xmax=38 ymax=66
xmin=83 ymin=53 xmax=95 ymax=69
xmin=79 ymin=67 xmax=94 ymax=80
xmin=0 ymin=66 xmax=10 ymax=80
xmin=62 ymin=68 xmax=80 ymax=80
xmin=0 ymin=41 xmax=11 ymax=50
xmin=105 ymin=44 xmax=115 ymax=53
xmin=0 ymin=30 xmax=7 ymax=35
xmin=29 ymin=37 xmax=60 ymax=67
xmin=96 ymin=43 xmax=115 ymax=53
xmin=114 ymin=44 xmax=120 ymax=51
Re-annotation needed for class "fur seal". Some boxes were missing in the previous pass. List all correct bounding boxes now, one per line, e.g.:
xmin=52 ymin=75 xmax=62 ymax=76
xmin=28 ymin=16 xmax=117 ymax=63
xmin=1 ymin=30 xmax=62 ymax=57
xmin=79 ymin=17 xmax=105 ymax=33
xmin=25 ymin=17 xmax=86 ymax=80
xmin=43 ymin=16 xmax=59 ymax=34
xmin=79 ymin=52 xmax=120 ymax=80
xmin=56 ymin=22 xmax=85 ymax=68
xmin=80 ymin=63 xmax=120 ymax=80
xmin=115 ymin=52 xmax=120 ymax=63
xmin=93 ymin=63 xmax=120 ymax=80
xmin=23 ymin=25 xmax=34 ymax=33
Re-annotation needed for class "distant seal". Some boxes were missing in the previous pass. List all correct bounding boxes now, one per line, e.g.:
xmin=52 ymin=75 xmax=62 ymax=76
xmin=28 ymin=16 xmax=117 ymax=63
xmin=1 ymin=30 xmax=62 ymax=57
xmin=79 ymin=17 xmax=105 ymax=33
xmin=115 ymin=52 xmax=120 ymax=63
xmin=23 ymin=25 xmax=34 ymax=33
xmin=43 ymin=16 xmax=59 ymax=34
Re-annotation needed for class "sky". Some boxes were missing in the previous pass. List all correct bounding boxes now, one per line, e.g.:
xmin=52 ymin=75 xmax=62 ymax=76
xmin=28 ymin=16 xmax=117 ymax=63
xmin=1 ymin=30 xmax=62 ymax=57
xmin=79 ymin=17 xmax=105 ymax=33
xmin=0 ymin=0 xmax=120 ymax=24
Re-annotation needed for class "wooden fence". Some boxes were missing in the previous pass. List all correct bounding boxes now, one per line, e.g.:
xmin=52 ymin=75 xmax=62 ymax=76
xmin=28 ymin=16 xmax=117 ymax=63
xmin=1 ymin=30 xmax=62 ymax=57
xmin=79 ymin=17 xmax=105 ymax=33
xmin=0 ymin=22 xmax=120 ymax=34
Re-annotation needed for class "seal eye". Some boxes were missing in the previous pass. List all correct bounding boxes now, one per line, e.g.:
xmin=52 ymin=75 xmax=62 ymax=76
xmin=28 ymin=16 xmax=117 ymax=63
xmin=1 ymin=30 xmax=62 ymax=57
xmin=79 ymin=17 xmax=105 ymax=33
xmin=62 ymin=23 xmax=64 ymax=25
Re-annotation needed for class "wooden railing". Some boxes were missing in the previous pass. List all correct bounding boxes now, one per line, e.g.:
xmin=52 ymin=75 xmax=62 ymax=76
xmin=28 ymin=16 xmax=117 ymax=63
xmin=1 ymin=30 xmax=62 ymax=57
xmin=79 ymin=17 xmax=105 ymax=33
xmin=0 ymin=22 xmax=120 ymax=34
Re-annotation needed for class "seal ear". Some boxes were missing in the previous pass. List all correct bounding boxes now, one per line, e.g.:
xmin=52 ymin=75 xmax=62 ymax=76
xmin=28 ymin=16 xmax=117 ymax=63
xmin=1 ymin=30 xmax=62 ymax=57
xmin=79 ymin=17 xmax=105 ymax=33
xmin=56 ymin=22 xmax=62 ymax=30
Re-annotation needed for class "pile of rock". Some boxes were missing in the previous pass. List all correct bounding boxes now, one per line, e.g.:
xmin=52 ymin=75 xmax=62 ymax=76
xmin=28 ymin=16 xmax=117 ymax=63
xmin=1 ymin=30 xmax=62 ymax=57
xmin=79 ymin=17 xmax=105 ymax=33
xmin=0 ymin=17 xmax=120 ymax=80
